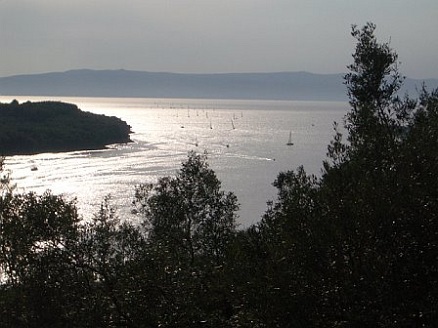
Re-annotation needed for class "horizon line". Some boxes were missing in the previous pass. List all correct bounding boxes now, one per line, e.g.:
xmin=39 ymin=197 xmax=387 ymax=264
xmin=1 ymin=69 xmax=437 ymax=81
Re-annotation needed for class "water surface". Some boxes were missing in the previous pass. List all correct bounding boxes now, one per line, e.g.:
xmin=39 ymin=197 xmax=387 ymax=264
xmin=1 ymin=96 xmax=348 ymax=227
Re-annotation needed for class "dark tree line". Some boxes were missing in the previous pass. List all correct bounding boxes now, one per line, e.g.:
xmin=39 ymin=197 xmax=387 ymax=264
xmin=0 ymin=100 xmax=132 ymax=156
xmin=0 ymin=23 xmax=437 ymax=327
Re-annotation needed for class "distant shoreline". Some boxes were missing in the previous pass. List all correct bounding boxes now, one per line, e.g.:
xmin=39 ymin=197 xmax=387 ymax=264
xmin=1 ymin=69 xmax=436 ymax=101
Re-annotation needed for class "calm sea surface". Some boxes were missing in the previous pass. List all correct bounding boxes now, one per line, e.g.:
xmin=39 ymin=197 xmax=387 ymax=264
xmin=1 ymin=96 xmax=348 ymax=227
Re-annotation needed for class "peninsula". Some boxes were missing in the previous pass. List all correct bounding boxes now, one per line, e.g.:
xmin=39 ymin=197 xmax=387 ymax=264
xmin=0 ymin=100 xmax=132 ymax=156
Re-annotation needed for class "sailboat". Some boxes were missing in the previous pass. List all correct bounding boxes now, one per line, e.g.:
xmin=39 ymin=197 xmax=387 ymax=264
xmin=286 ymin=131 xmax=294 ymax=146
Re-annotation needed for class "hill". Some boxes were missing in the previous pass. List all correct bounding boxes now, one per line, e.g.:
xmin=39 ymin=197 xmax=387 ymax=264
xmin=1 ymin=70 xmax=436 ymax=101
xmin=0 ymin=100 xmax=132 ymax=156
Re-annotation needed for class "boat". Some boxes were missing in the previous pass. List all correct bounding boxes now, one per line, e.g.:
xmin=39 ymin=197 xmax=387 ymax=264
xmin=31 ymin=165 xmax=38 ymax=171
xmin=286 ymin=131 xmax=294 ymax=146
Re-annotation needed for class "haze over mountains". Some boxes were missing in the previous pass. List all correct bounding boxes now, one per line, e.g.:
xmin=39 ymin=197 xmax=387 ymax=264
xmin=0 ymin=69 xmax=437 ymax=101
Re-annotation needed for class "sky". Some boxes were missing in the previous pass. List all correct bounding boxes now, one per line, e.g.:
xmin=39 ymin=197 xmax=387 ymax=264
xmin=1 ymin=0 xmax=437 ymax=79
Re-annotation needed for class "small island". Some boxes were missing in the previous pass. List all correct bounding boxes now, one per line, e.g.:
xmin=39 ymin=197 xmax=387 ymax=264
xmin=0 ymin=100 xmax=132 ymax=156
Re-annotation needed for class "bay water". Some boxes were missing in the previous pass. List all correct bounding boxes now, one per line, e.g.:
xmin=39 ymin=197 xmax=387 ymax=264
xmin=1 ymin=96 xmax=348 ymax=227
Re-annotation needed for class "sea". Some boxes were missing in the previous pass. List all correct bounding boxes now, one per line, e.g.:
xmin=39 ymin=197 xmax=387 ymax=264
xmin=1 ymin=96 xmax=349 ymax=228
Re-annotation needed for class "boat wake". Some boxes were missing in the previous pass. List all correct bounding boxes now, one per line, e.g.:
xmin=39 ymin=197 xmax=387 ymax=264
xmin=224 ymin=152 xmax=275 ymax=162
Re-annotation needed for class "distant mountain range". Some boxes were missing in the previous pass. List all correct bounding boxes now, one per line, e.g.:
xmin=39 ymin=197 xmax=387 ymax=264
xmin=0 ymin=69 xmax=437 ymax=101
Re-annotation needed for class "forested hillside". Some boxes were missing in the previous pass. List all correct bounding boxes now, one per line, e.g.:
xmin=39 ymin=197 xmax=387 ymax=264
xmin=0 ymin=100 xmax=132 ymax=155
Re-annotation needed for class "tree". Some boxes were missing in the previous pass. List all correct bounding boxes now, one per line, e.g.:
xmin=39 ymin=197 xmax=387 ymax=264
xmin=318 ymin=23 xmax=438 ymax=326
xmin=344 ymin=22 xmax=404 ymax=155
xmin=229 ymin=167 xmax=325 ymax=327
xmin=133 ymin=151 xmax=238 ymax=266
xmin=250 ymin=23 xmax=438 ymax=326
xmin=133 ymin=151 xmax=239 ymax=325
xmin=0 ymin=191 xmax=83 ymax=326
xmin=0 ymin=152 xmax=240 ymax=327
xmin=74 ymin=197 xmax=158 ymax=327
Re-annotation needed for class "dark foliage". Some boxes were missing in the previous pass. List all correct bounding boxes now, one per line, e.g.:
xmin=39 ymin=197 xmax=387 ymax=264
xmin=1 ymin=152 xmax=240 ymax=327
xmin=0 ymin=100 xmax=132 ymax=155
xmin=249 ymin=22 xmax=438 ymax=327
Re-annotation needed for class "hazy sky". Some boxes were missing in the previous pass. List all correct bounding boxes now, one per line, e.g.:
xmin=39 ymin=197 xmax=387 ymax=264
xmin=1 ymin=0 xmax=437 ymax=78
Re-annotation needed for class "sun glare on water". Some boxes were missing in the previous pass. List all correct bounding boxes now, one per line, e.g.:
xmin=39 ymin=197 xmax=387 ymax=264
xmin=1 ymin=96 xmax=347 ymax=226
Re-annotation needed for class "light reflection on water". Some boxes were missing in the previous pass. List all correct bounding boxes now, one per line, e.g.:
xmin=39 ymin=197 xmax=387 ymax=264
xmin=1 ymin=96 xmax=348 ymax=227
